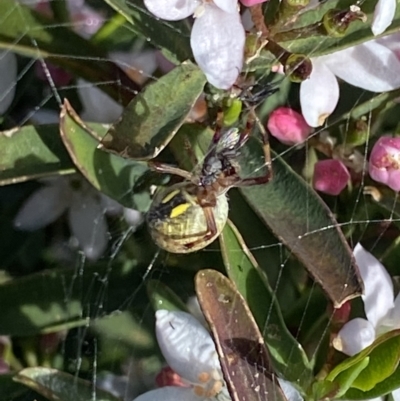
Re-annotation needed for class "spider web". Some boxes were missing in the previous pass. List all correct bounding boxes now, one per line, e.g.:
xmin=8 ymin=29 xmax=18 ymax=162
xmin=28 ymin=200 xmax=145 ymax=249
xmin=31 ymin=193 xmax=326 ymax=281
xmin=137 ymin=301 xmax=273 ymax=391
xmin=0 ymin=1 xmax=399 ymax=401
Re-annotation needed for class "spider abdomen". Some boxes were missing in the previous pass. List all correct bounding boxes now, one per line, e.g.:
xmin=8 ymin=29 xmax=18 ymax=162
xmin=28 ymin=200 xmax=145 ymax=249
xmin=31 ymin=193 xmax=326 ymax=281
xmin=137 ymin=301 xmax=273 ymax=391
xmin=147 ymin=182 xmax=228 ymax=253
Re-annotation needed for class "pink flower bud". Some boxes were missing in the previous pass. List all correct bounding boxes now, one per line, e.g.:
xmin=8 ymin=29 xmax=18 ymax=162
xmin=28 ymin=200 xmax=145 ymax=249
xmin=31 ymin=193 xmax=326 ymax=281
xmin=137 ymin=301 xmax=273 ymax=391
xmin=332 ymin=301 xmax=352 ymax=326
xmin=240 ymin=0 xmax=268 ymax=6
xmin=369 ymin=136 xmax=400 ymax=191
xmin=267 ymin=107 xmax=312 ymax=145
xmin=155 ymin=366 xmax=186 ymax=388
xmin=35 ymin=62 xmax=72 ymax=87
xmin=313 ymin=159 xmax=350 ymax=196
xmin=0 ymin=359 xmax=9 ymax=374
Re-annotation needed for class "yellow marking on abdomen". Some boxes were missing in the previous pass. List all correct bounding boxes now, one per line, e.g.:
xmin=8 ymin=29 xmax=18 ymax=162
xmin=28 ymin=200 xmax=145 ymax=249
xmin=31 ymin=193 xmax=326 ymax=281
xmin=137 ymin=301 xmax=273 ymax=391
xmin=161 ymin=189 xmax=180 ymax=204
xmin=170 ymin=203 xmax=191 ymax=218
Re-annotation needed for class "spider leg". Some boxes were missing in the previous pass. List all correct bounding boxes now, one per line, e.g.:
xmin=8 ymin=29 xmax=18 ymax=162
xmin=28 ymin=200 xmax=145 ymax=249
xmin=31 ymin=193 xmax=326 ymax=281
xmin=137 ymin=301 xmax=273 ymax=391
xmin=236 ymin=107 xmax=273 ymax=187
xmin=183 ymin=137 xmax=199 ymax=167
xmin=148 ymin=161 xmax=194 ymax=181
xmin=184 ymin=206 xmax=218 ymax=250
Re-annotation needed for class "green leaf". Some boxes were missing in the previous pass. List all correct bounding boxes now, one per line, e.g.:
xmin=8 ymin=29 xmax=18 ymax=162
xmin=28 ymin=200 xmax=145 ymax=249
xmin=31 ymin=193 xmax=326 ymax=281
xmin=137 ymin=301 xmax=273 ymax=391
xmin=15 ymin=367 xmax=120 ymax=401
xmin=351 ymin=335 xmax=400 ymax=391
xmin=59 ymin=99 xmax=150 ymax=211
xmin=0 ymin=374 xmax=28 ymax=401
xmin=331 ymin=89 xmax=400 ymax=125
xmin=327 ymin=330 xmax=400 ymax=394
xmin=146 ymin=280 xmax=188 ymax=313
xmin=196 ymin=269 xmax=289 ymax=401
xmin=0 ymin=0 xmax=138 ymax=105
xmin=345 ymin=366 xmax=400 ymax=400
xmin=219 ymin=220 xmax=313 ymax=385
xmin=103 ymin=0 xmax=192 ymax=63
xmin=100 ymin=62 xmax=206 ymax=160
xmin=0 ymin=125 xmax=74 ymax=186
xmin=0 ymin=262 xmax=146 ymax=336
xmin=275 ymin=0 xmax=400 ymax=57
xmin=239 ymin=142 xmax=363 ymax=307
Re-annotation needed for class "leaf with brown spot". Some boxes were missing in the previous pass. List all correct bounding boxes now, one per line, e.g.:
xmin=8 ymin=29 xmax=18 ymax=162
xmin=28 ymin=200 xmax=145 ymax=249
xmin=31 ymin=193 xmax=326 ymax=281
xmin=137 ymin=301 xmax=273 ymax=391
xmin=196 ymin=269 xmax=288 ymax=401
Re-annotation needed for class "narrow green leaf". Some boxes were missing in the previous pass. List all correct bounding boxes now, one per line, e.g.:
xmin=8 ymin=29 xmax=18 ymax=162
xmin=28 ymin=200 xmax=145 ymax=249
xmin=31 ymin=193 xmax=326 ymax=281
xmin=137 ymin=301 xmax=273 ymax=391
xmin=100 ymin=62 xmax=206 ymax=160
xmin=345 ymin=365 xmax=400 ymax=400
xmin=333 ymin=90 xmax=400 ymax=124
xmin=219 ymin=220 xmax=313 ymax=385
xmin=196 ymin=269 xmax=288 ymax=401
xmin=328 ymin=357 xmax=370 ymax=398
xmin=0 ymin=125 xmax=74 ymax=186
xmin=103 ymin=0 xmax=192 ymax=63
xmin=146 ymin=279 xmax=188 ymax=313
xmin=0 ymin=0 xmax=138 ymax=105
xmin=59 ymin=99 xmax=150 ymax=211
xmin=92 ymin=311 xmax=156 ymax=350
xmin=15 ymin=367 xmax=120 ymax=401
xmin=239 ymin=142 xmax=363 ymax=307
xmin=0 ymin=263 xmax=145 ymax=336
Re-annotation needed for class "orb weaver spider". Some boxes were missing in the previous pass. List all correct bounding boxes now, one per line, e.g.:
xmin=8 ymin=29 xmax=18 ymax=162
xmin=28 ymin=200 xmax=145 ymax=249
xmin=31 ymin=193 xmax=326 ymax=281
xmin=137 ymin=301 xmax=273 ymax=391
xmin=146 ymin=108 xmax=273 ymax=253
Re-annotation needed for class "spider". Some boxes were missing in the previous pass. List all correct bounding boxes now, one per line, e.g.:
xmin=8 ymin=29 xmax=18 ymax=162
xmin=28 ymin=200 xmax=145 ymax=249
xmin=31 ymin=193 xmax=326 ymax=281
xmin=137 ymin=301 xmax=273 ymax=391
xmin=146 ymin=109 xmax=273 ymax=253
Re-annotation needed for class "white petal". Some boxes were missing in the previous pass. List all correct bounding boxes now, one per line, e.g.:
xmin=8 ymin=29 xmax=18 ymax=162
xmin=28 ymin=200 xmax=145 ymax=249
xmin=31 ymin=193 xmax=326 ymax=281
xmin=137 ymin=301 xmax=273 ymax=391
xmin=29 ymin=109 xmax=59 ymax=125
xmin=110 ymin=51 xmax=158 ymax=84
xmin=322 ymin=40 xmax=400 ymax=92
xmin=100 ymin=195 xmax=123 ymax=216
xmin=97 ymin=372 xmax=129 ymax=398
xmin=300 ymin=59 xmax=339 ymax=127
xmin=334 ymin=318 xmax=375 ymax=356
xmin=0 ymin=51 xmax=17 ymax=114
xmin=392 ymin=388 xmax=400 ymax=401
xmin=372 ymin=0 xmax=396 ymax=36
xmin=68 ymin=191 xmax=108 ymax=260
xmin=133 ymin=387 xmax=205 ymax=401
xmin=376 ymin=32 xmax=400 ymax=52
xmin=377 ymin=292 xmax=400 ymax=334
xmin=123 ymin=208 xmax=143 ymax=228
xmin=77 ymin=79 xmax=123 ymax=123
xmin=143 ymin=0 xmax=196 ymax=21
xmin=14 ymin=180 xmax=70 ymax=231
xmin=278 ymin=378 xmax=304 ymax=401
xmin=191 ymin=5 xmax=245 ymax=89
xmin=354 ymin=243 xmax=394 ymax=327
xmin=186 ymin=296 xmax=208 ymax=327
xmin=156 ymin=310 xmax=222 ymax=385
xmin=213 ymin=0 xmax=238 ymax=14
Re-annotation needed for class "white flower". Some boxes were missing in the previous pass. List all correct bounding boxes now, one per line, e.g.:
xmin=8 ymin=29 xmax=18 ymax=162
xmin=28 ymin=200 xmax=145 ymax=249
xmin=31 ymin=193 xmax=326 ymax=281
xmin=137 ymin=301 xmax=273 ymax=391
xmin=0 ymin=50 xmax=17 ymax=115
xmin=372 ymin=0 xmax=396 ymax=36
xmin=133 ymin=310 xmax=231 ymax=401
xmin=143 ymin=0 xmax=245 ymax=89
xmin=13 ymin=176 xmax=121 ymax=261
xmin=301 ymin=35 xmax=400 ymax=127
xmin=333 ymin=243 xmax=400 ymax=356
xmin=278 ymin=244 xmax=400 ymax=401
